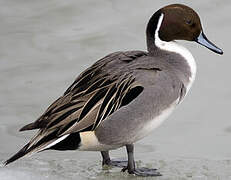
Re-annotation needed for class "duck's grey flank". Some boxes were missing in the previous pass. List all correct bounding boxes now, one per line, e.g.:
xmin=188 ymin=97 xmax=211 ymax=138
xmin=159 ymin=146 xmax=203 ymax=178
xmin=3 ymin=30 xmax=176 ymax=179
xmin=94 ymin=51 xmax=191 ymax=146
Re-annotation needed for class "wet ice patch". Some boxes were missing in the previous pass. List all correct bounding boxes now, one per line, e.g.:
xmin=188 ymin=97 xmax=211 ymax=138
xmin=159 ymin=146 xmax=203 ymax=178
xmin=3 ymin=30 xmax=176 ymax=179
xmin=0 ymin=154 xmax=102 ymax=180
xmin=1 ymin=154 xmax=231 ymax=180
xmin=148 ymin=156 xmax=231 ymax=180
xmin=0 ymin=169 xmax=40 ymax=180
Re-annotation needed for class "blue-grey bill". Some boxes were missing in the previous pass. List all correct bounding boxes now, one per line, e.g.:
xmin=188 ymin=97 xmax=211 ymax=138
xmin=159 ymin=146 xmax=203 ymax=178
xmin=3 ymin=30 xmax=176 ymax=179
xmin=196 ymin=32 xmax=223 ymax=55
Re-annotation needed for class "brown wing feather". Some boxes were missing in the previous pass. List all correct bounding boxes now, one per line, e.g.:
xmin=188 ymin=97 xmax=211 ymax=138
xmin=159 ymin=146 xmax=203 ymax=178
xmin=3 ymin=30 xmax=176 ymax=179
xmin=17 ymin=51 xmax=146 ymax=154
xmin=20 ymin=51 xmax=146 ymax=135
xmin=5 ymin=51 xmax=149 ymax=165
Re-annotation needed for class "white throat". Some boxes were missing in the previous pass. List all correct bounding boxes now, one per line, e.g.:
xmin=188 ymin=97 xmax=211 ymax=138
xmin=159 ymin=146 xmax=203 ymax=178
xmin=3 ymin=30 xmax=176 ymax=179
xmin=155 ymin=13 xmax=197 ymax=93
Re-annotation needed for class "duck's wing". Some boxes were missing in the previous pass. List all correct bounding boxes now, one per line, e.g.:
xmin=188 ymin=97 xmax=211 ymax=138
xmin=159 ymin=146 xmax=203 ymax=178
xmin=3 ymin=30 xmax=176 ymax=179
xmin=20 ymin=51 xmax=146 ymax=134
xmin=4 ymin=51 xmax=147 ymax=165
xmin=5 ymin=51 xmax=146 ymax=161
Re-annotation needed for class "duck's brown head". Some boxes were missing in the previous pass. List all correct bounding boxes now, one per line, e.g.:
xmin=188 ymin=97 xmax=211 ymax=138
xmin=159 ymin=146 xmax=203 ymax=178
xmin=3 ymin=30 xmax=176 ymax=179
xmin=146 ymin=4 xmax=223 ymax=54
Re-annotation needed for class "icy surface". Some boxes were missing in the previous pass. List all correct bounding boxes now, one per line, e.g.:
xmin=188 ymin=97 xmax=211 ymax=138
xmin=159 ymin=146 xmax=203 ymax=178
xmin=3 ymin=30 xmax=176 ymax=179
xmin=0 ymin=0 xmax=231 ymax=179
xmin=1 ymin=153 xmax=231 ymax=180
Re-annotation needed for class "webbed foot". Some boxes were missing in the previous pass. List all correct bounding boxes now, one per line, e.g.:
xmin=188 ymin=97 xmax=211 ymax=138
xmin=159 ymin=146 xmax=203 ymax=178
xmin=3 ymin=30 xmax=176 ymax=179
xmin=122 ymin=166 xmax=161 ymax=176
xmin=103 ymin=159 xmax=127 ymax=168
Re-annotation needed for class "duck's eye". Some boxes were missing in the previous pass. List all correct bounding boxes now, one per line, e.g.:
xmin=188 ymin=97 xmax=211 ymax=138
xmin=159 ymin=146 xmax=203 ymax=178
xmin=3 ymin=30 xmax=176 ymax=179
xmin=186 ymin=20 xmax=192 ymax=25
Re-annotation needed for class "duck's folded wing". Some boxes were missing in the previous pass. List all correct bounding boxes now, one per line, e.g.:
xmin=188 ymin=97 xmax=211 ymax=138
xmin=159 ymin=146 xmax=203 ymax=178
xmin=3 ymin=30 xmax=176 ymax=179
xmin=60 ymin=76 xmax=144 ymax=136
xmin=20 ymin=51 xmax=146 ymax=137
xmin=5 ymin=51 xmax=148 ymax=165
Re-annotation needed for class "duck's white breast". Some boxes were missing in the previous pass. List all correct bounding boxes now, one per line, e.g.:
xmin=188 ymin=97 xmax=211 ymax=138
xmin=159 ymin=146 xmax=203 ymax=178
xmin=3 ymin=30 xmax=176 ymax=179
xmin=133 ymin=99 xmax=179 ymax=142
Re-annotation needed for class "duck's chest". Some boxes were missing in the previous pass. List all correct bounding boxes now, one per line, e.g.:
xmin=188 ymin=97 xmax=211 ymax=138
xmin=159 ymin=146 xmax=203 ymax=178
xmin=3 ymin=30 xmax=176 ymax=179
xmin=133 ymin=99 xmax=178 ymax=142
xmin=132 ymin=49 xmax=197 ymax=142
xmin=156 ymin=41 xmax=197 ymax=94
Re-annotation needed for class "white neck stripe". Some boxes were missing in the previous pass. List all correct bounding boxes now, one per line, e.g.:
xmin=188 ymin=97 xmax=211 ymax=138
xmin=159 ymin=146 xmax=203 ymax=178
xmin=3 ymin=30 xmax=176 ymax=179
xmin=154 ymin=13 xmax=197 ymax=94
xmin=155 ymin=13 xmax=164 ymax=43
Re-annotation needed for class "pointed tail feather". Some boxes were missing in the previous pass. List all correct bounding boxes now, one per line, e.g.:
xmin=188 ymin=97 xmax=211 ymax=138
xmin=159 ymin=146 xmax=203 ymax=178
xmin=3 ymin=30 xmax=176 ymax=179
xmin=4 ymin=142 xmax=49 ymax=166
xmin=4 ymin=140 xmax=52 ymax=166
xmin=4 ymin=133 xmax=71 ymax=166
xmin=4 ymin=143 xmax=31 ymax=166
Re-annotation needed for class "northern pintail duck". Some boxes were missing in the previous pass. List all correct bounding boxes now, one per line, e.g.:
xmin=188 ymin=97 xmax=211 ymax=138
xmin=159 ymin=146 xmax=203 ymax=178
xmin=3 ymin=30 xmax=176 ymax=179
xmin=4 ymin=4 xmax=223 ymax=176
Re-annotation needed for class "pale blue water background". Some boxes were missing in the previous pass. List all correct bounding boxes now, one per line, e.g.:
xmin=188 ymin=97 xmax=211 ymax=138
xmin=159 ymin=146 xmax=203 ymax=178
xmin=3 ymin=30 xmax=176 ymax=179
xmin=0 ymin=0 xmax=231 ymax=179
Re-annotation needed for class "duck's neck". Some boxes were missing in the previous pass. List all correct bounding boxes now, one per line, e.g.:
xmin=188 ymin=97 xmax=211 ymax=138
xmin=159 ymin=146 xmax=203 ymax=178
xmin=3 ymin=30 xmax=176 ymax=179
xmin=146 ymin=12 xmax=197 ymax=92
xmin=146 ymin=10 xmax=162 ymax=53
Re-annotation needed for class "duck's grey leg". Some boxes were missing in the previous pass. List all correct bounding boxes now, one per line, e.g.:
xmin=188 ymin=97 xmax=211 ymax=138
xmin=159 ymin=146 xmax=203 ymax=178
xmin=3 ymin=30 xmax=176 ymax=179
xmin=122 ymin=144 xmax=162 ymax=176
xmin=101 ymin=151 xmax=127 ymax=167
